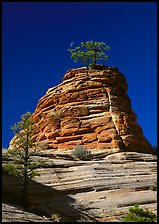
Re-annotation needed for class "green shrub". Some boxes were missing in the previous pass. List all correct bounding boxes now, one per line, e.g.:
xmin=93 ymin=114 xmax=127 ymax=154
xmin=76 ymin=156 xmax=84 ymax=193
xmin=71 ymin=144 xmax=92 ymax=161
xmin=123 ymin=204 xmax=157 ymax=222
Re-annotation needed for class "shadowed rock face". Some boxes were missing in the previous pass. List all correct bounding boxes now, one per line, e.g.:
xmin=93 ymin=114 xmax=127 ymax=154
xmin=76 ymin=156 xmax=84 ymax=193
xmin=10 ymin=66 xmax=154 ymax=154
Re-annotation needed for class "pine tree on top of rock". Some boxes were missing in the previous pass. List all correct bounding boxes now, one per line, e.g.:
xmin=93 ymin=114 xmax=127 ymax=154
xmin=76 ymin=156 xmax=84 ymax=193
xmin=68 ymin=40 xmax=110 ymax=69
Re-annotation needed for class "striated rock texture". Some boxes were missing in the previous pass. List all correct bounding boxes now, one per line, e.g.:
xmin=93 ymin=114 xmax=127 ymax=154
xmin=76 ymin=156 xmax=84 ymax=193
xmin=10 ymin=66 xmax=154 ymax=154
xmin=2 ymin=203 xmax=52 ymax=222
xmin=2 ymin=151 xmax=157 ymax=222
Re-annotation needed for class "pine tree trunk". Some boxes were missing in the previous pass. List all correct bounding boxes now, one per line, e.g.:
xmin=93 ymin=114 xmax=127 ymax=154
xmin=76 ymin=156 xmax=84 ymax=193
xmin=92 ymin=52 xmax=97 ymax=67
xmin=22 ymin=173 xmax=29 ymax=209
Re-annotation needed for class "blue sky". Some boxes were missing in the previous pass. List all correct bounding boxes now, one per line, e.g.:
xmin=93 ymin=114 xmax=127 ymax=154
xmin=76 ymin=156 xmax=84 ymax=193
xmin=2 ymin=2 xmax=157 ymax=148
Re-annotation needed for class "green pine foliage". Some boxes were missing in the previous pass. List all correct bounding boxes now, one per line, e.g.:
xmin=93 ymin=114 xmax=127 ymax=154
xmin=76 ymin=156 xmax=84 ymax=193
xmin=123 ymin=204 xmax=157 ymax=222
xmin=71 ymin=144 xmax=92 ymax=161
xmin=3 ymin=112 xmax=45 ymax=208
xmin=68 ymin=40 xmax=110 ymax=68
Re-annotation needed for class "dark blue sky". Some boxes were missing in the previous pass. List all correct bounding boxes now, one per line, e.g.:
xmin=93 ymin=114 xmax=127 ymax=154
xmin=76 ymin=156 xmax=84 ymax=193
xmin=2 ymin=2 xmax=157 ymax=148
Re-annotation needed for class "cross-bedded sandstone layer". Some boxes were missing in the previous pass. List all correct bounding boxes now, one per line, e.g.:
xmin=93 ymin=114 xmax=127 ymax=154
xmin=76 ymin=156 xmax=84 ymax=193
xmin=2 ymin=151 xmax=157 ymax=222
xmin=10 ymin=66 xmax=154 ymax=154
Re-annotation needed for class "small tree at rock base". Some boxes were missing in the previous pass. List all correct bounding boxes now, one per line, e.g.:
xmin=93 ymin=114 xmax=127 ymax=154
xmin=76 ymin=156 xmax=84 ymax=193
xmin=3 ymin=112 xmax=45 ymax=209
xmin=68 ymin=40 xmax=110 ymax=68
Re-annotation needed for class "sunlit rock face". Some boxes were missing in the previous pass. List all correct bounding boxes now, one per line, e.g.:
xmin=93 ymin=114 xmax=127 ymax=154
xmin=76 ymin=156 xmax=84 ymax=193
xmin=10 ymin=66 xmax=154 ymax=154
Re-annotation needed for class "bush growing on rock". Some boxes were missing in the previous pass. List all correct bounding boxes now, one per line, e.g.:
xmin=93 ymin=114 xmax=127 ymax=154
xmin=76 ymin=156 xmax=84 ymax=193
xmin=71 ymin=144 xmax=92 ymax=161
xmin=123 ymin=204 xmax=157 ymax=222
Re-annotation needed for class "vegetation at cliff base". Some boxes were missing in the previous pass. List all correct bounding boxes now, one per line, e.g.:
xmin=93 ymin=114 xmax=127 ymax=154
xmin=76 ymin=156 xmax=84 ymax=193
xmin=68 ymin=40 xmax=110 ymax=68
xmin=123 ymin=204 xmax=157 ymax=222
xmin=71 ymin=144 xmax=92 ymax=160
xmin=3 ymin=112 xmax=45 ymax=209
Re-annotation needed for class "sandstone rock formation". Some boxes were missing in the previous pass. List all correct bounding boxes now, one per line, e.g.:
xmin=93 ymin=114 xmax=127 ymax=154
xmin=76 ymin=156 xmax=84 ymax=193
xmin=5 ymin=66 xmax=156 ymax=222
xmin=2 ymin=151 xmax=157 ymax=222
xmin=10 ymin=66 xmax=154 ymax=154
